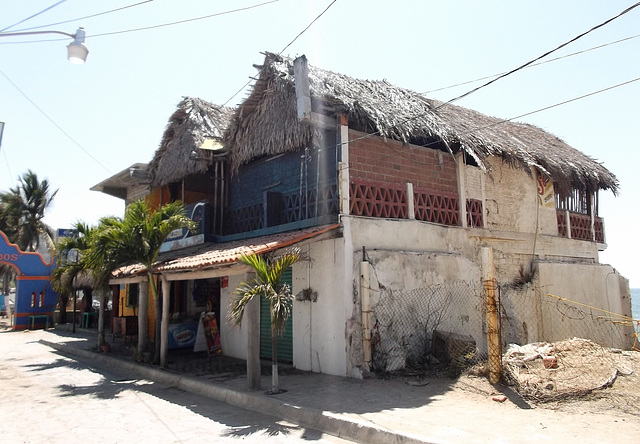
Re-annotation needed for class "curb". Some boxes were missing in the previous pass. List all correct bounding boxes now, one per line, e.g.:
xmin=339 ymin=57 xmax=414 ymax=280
xmin=39 ymin=339 xmax=430 ymax=444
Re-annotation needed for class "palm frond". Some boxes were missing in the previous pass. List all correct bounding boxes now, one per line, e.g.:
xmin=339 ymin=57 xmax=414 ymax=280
xmin=228 ymin=278 xmax=266 ymax=326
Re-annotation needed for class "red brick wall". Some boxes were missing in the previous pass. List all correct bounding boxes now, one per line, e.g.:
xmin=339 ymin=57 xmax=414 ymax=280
xmin=348 ymin=130 xmax=458 ymax=193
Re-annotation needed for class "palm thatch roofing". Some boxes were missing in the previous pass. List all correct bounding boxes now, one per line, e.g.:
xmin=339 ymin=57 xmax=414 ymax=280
xmin=149 ymin=97 xmax=234 ymax=187
xmin=225 ymin=52 xmax=618 ymax=196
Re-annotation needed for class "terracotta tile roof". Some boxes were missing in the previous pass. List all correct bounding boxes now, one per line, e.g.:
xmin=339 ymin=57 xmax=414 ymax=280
xmin=110 ymin=224 xmax=340 ymax=279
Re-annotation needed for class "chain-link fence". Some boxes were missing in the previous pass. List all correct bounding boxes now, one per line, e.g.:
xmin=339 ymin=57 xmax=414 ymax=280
xmin=368 ymin=277 xmax=638 ymax=404
xmin=370 ymin=280 xmax=486 ymax=376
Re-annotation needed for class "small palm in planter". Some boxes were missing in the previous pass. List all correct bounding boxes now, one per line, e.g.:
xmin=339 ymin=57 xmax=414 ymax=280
xmin=229 ymin=248 xmax=302 ymax=395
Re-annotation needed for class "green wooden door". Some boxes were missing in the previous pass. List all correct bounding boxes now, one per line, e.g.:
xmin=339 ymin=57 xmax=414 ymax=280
xmin=260 ymin=267 xmax=293 ymax=363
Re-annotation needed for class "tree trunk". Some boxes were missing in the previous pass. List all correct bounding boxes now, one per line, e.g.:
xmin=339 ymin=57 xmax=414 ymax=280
xmin=246 ymin=294 xmax=261 ymax=391
xmin=151 ymin=274 xmax=161 ymax=365
xmin=137 ymin=280 xmax=149 ymax=358
xmin=58 ymin=294 xmax=68 ymax=324
xmin=98 ymin=289 xmax=106 ymax=347
xmin=160 ymin=276 xmax=170 ymax=368
xmin=271 ymin=333 xmax=279 ymax=394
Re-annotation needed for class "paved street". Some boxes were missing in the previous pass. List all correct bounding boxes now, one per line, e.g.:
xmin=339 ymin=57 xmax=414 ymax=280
xmin=0 ymin=327 xmax=351 ymax=444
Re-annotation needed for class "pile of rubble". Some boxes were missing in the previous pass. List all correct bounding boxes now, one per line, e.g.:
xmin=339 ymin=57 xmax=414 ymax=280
xmin=502 ymin=337 xmax=635 ymax=401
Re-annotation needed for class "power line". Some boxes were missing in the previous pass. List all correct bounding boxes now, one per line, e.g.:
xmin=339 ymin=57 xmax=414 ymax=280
xmin=499 ymin=76 xmax=640 ymax=124
xmin=438 ymin=1 xmax=640 ymax=108
xmin=10 ymin=1 xmax=156 ymax=33
xmin=0 ymin=0 xmax=68 ymax=32
xmin=0 ymin=69 xmax=111 ymax=174
xmin=336 ymin=75 xmax=640 ymax=171
xmin=223 ymin=2 xmax=640 ymax=162
xmin=279 ymin=0 xmax=338 ymax=54
xmin=423 ymin=33 xmax=640 ymax=95
xmin=88 ymin=0 xmax=280 ymax=39
xmin=219 ymin=72 xmax=640 ymax=185
xmin=324 ymin=2 xmax=640 ymax=154
xmin=0 ymin=0 xmax=280 ymax=45
xmin=223 ymin=0 xmax=339 ymax=107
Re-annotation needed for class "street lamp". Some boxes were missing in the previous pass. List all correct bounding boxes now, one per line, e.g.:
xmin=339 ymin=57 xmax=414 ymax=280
xmin=0 ymin=27 xmax=89 ymax=64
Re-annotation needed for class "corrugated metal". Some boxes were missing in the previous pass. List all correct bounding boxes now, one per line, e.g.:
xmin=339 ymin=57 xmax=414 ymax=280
xmin=260 ymin=268 xmax=293 ymax=363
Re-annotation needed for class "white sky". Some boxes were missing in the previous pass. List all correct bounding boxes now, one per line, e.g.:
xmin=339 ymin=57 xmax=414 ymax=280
xmin=0 ymin=0 xmax=638 ymax=287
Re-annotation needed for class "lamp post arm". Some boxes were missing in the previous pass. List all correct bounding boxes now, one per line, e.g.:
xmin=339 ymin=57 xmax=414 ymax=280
xmin=0 ymin=27 xmax=88 ymax=64
xmin=0 ymin=29 xmax=76 ymax=39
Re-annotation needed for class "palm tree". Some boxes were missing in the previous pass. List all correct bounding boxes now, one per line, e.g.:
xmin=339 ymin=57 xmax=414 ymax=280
xmin=86 ymin=200 xmax=195 ymax=361
xmin=50 ymin=223 xmax=96 ymax=328
xmin=0 ymin=170 xmax=57 ymax=299
xmin=0 ymin=170 xmax=57 ymax=252
xmin=229 ymin=248 xmax=303 ymax=394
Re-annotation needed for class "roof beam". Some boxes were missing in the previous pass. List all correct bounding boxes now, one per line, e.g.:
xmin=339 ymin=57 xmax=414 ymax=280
xmin=160 ymin=263 xmax=251 ymax=282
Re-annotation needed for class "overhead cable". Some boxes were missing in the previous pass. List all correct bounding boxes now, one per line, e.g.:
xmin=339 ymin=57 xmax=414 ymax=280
xmin=223 ymin=0 xmax=339 ymax=106
xmin=1 ymin=0 xmax=68 ymax=32
xmin=424 ymin=33 xmax=640 ymax=94
xmin=336 ymin=75 xmax=640 ymax=171
xmin=0 ymin=69 xmax=111 ymax=174
xmin=10 ymin=1 xmax=156 ymax=33
xmin=89 ymin=0 xmax=280 ymax=39
xmin=438 ymin=2 xmax=640 ymax=108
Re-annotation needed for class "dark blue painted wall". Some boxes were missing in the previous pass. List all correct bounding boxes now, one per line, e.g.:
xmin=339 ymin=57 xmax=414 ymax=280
xmin=227 ymin=131 xmax=338 ymax=235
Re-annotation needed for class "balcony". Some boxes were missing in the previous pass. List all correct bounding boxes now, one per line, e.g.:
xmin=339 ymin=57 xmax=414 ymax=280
xmin=557 ymin=210 xmax=605 ymax=243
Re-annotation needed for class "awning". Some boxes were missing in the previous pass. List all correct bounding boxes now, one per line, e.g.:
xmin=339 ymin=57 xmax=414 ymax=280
xmin=110 ymin=223 xmax=341 ymax=281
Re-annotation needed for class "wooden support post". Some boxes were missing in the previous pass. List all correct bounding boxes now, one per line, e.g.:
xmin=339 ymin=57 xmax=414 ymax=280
xmin=98 ymin=289 xmax=106 ymax=347
xmin=160 ymin=276 xmax=170 ymax=368
xmin=246 ymin=273 xmax=261 ymax=391
xmin=482 ymin=247 xmax=501 ymax=384
xmin=137 ymin=280 xmax=149 ymax=356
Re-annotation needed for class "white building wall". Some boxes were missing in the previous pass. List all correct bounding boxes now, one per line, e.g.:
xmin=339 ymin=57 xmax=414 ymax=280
xmin=219 ymin=273 xmax=249 ymax=360
xmin=537 ymin=262 xmax=634 ymax=348
xmin=292 ymin=237 xmax=348 ymax=376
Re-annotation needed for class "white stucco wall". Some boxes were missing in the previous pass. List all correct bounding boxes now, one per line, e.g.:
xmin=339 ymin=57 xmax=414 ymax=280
xmin=219 ymin=273 xmax=249 ymax=360
xmin=364 ymin=250 xmax=486 ymax=363
xmin=537 ymin=262 xmax=634 ymax=349
xmin=292 ymin=237 xmax=349 ymax=376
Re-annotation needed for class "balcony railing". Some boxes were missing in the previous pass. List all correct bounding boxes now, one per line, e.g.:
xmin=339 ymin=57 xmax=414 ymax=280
xmin=228 ymin=179 xmax=485 ymax=235
xmin=556 ymin=210 xmax=605 ymax=243
xmin=350 ymin=180 xmax=408 ymax=219
xmin=349 ymin=178 xmax=482 ymax=228
xmin=413 ymin=186 xmax=460 ymax=226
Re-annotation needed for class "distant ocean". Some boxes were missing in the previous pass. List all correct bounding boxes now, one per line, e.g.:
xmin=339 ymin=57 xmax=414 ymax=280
xmin=632 ymin=288 xmax=639 ymax=332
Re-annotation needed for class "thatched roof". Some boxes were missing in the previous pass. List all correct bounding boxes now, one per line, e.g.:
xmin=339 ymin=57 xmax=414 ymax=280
xmin=225 ymin=52 xmax=618 ymax=195
xmin=149 ymin=97 xmax=234 ymax=187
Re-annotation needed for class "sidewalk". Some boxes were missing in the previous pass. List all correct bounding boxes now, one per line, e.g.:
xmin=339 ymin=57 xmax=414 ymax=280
xmin=25 ymin=323 xmax=640 ymax=443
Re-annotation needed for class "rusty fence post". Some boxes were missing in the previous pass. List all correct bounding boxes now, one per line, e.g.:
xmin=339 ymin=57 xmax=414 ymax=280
xmin=482 ymin=247 xmax=501 ymax=384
